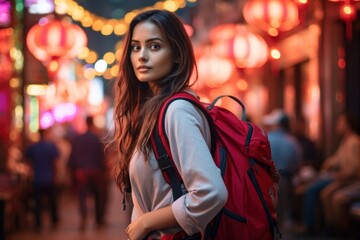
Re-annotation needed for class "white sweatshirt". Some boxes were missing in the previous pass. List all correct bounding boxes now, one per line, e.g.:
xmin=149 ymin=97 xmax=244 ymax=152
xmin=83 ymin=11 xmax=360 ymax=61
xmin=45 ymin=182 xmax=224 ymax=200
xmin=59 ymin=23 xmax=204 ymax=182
xmin=129 ymin=99 xmax=228 ymax=237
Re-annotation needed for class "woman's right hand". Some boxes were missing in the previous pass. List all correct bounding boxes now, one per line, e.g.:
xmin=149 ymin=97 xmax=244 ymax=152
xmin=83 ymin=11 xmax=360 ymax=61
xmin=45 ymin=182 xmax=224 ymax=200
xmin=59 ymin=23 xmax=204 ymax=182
xmin=126 ymin=214 xmax=151 ymax=240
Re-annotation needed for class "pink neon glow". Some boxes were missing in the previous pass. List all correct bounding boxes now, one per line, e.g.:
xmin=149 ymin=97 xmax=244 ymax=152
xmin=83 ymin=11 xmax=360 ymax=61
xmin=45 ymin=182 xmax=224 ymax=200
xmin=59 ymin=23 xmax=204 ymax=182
xmin=40 ymin=111 xmax=54 ymax=129
xmin=52 ymin=102 xmax=77 ymax=123
xmin=0 ymin=1 xmax=11 ymax=27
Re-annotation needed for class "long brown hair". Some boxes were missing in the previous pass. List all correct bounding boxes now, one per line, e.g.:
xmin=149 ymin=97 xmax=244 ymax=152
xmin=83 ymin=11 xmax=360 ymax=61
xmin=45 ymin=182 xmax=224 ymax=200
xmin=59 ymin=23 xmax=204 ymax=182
xmin=112 ymin=10 xmax=197 ymax=192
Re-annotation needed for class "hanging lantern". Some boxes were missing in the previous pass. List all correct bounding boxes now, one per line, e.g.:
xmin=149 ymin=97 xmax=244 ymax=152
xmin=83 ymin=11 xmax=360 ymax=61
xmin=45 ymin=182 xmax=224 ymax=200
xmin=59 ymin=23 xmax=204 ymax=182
xmin=329 ymin=0 xmax=358 ymax=39
xmin=341 ymin=1 xmax=356 ymax=39
xmin=210 ymin=24 xmax=269 ymax=68
xmin=26 ymin=16 xmax=87 ymax=79
xmin=0 ymin=53 xmax=13 ymax=84
xmin=243 ymin=0 xmax=299 ymax=36
xmin=197 ymin=47 xmax=234 ymax=88
xmin=0 ymin=28 xmax=13 ymax=54
xmin=0 ymin=28 xmax=13 ymax=84
xmin=339 ymin=1 xmax=357 ymax=21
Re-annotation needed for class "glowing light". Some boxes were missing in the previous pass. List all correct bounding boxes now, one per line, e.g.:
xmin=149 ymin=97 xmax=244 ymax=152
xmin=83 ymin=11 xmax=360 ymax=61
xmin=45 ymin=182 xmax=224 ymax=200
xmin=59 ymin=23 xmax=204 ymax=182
xmin=53 ymin=102 xmax=77 ymax=123
xmin=72 ymin=7 xmax=84 ymax=21
xmin=340 ymin=2 xmax=356 ymax=21
xmin=40 ymin=111 xmax=54 ymax=129
xmin=29 ymin=97 xmax=39 ymax=132
xmin=27 ymin=0 xmax=55 ymax=14
xmin=88 ymin=78 xmax=104 ymax=105
xmin=85 ymin=51 xmax=98 ymax=64
xmin=114 ymin=22 xmax=127 ymax=35
xmin=210 ymin=24 xmax=269 ymax=68
xmin=26 ymin=84 xmax=48 ymax=96
xmin=110 ymin=65 xmax=119 ymax=77
xmin=92 ymin=19 xmax=104 ymax=31
xmin=243 ymin=0 xmax=299 ymax=36
xmin=0 ymin=0 xmax=11 ymax=26
xmin=84 ymin=67 xmax=96 ymax=80
xmin=236 ymin=79 xmax=248 ymax=91
xmin=295 ymin=0 xmax=308 ymax=4
xmin=198 ymin=53 xmax=234 ymax=87
xmin=338 ymin=58 xmax=346 ymax=69
xmin=77 ymin=47 xmax=89 ymax=59
xmin=270 ymin=48 xmax=281 ymax=59
xmin=164 ymin=0 xmax=179 ymax=12
xmin=103 ymin=52 xmax=115 ymax=64
xmin=124 ymin=12 xmax=136 ymax=23
xmin=101 ymin=24 xmax=113 ymax=35
xmin=81 ymin=16 xmax=93 ymax=27
xmin=94 ymin=59 xmax=107 ymax=73
xmin=48 ymin=60 xmax=59 ymax=73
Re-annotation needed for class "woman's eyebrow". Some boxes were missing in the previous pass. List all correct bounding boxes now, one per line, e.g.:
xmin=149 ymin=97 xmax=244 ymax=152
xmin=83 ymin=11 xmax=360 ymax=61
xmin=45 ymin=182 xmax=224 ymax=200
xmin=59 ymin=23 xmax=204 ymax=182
xmin=131 ymin=37 xmax=164 ymax=43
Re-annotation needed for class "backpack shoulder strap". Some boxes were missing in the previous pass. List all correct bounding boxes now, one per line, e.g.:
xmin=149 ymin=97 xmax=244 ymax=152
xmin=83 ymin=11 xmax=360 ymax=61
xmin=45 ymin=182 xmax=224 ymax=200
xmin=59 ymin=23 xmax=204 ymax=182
xmin=150 ymin=92 xmax=214 ymax=200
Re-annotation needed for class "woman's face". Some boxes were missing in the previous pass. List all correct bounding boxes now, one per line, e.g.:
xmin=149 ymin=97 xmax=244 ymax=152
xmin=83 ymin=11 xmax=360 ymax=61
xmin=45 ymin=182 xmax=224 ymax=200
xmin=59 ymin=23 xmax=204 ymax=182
xmin=130 ymin=21 xmax=174 ymax=90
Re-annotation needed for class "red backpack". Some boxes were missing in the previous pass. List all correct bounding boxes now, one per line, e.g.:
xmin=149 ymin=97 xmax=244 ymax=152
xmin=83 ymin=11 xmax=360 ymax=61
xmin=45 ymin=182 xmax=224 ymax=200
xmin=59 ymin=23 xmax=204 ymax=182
xmin=150 ymin=92 xmax=281 ymax=240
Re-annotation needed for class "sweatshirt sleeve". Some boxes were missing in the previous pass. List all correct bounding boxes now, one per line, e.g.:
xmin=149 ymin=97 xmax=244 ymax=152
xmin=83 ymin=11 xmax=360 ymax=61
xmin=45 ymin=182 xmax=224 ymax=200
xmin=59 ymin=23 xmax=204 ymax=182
xmin=164 ymin=100 xmax=228 ymax=235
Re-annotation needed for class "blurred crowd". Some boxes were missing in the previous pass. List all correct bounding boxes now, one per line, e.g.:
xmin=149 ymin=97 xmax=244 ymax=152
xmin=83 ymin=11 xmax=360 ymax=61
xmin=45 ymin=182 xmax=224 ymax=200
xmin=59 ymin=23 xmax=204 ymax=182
xmin=261 ymin=109 xmax=360 ymax=239
xmin=0 ymin=115 xmax=115 ymax=239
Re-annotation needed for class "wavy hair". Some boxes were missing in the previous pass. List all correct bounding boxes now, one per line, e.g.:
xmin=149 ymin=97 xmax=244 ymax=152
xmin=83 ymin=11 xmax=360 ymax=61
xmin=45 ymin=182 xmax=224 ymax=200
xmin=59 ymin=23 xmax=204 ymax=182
xmin=112 ymin=10 xmax=197 ymax=192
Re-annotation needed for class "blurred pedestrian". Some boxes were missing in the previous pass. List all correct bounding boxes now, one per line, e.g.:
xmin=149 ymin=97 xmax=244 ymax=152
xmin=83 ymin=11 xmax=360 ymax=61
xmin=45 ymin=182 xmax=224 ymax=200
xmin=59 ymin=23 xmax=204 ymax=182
xmin=319 ymin=112 xmax=360 ymax=236
xmin=262 ymin=109 xmax=302 ymax=230
xmin=25 ymin=128 xmax=60 ymax=231
xmin=293 ymin=116 xmax=321 ymax=171
xmin=300 ymin=112 xmax=360 ymax=235
xmin=68 ymin=116 xmax=107 ymax=230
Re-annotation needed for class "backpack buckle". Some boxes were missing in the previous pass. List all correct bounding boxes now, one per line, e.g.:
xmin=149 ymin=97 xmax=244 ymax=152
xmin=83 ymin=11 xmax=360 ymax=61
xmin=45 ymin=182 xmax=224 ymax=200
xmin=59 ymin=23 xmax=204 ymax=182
xmin=158 ymin=154 xmax=173 ymax=171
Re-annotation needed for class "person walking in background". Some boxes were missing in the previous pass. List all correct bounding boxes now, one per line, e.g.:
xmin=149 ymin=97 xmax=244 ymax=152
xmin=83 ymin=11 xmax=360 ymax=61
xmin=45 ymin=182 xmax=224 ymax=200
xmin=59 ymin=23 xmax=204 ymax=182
xmin=111 ymin=10 xmax=227 ymax=240
xmin=68 ymin=116 xmax=107 ymax=230
xmin=262 ymin=109 xmax=302 ymax=231
xmin=25 ymin=128 xmax=60 ymax=232
xmin=300 ymin=112 xmax=360 ymax=236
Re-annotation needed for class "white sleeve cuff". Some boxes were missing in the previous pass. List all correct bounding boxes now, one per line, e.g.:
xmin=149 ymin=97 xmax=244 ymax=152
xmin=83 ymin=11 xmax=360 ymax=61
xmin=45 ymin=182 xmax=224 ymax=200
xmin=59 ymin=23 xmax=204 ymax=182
xmin=172 ymin=195 xmax=203 ymax=236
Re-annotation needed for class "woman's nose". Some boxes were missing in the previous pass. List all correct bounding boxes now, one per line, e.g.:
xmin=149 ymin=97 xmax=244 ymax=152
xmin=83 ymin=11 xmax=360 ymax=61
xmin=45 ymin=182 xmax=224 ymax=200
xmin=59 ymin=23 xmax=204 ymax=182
xmin=138 ymin=55 xmax=147 ymax=62
xmin=138 ymin=49 xmax=148 ymax=62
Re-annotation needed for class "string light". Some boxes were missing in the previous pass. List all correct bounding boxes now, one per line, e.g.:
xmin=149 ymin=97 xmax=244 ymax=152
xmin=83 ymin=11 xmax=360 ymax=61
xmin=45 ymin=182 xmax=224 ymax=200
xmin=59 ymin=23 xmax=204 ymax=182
xmin=54 ymin=0 xmax=192 ymax=36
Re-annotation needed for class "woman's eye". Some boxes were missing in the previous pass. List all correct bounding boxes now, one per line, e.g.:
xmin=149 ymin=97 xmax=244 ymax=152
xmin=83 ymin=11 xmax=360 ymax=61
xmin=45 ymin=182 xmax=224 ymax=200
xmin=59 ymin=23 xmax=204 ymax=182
xmin=150 ymin=43 xmax=160 ymax=50
xmin=131 ymin=44 xmax=140 ymax=51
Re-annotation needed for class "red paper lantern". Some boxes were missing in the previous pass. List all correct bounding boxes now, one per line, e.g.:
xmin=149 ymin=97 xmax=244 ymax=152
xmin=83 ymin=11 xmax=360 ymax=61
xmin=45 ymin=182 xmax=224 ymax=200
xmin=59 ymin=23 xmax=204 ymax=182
xmin=0 ymin=28 xmax=13 ymax=54
xmin=210 ymin=24 xmax=269 ymax=68
xmin=0 ymin=28 xmax=13 ymax=84
xmin=26 ymin=16 xmax=87 ymax=78
xmin=339 ymin=1 xmax=356 ymax=21
xmin=243 ymin=0 xmax=299 ymax=36
xmin=0 ymin=53 xmax=13 ymax=84
xmin=197 ymin=52 xmax=235 ymax=87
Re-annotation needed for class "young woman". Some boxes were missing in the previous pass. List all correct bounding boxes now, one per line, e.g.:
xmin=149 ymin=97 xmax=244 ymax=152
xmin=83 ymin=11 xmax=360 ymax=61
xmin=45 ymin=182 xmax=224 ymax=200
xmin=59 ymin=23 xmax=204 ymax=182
xmin=112 ymin=10 xmax=227 ymax=240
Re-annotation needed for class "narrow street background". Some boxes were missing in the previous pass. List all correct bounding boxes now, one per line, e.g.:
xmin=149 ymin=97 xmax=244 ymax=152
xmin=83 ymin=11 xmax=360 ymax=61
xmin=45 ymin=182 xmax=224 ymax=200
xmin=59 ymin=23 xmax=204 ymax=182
xmin=7 ymin=181 xmax=130 ymax=240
